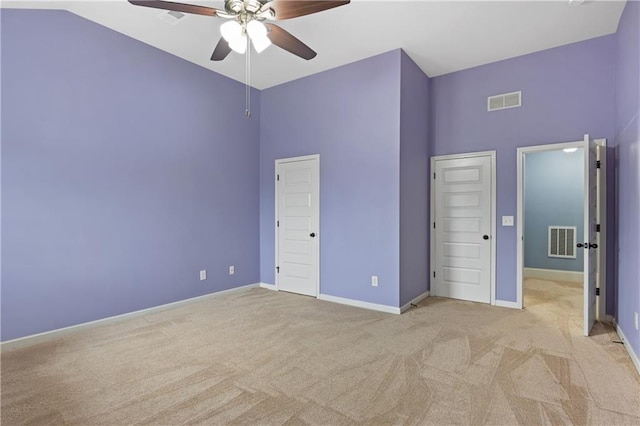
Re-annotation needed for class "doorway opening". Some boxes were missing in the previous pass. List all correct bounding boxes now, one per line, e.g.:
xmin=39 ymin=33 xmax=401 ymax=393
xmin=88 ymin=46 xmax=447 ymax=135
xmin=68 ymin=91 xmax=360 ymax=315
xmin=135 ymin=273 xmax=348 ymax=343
xmin=516 ymin=136 xmax=607 ymax=336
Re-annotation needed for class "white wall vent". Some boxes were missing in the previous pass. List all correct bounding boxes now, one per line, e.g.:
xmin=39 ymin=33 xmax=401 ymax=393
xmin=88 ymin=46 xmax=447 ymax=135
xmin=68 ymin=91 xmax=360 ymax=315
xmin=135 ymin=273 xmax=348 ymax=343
xmin=158 ymin=10 xmax=186 ymax=25
xmin=487 ymin=91 xmax=522 ymax=111
xmin=548 ymin=226 xmax=577 ymax=259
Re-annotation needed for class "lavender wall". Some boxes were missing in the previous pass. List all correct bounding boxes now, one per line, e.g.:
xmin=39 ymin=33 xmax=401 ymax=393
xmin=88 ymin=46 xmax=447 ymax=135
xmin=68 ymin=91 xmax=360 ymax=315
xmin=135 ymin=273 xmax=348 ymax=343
xmin=1 ymin=10 xmax=260 ymax=341
xmin=260 ymin=50 xmax=402 ymax=307
xmin=430 ymin=35 xmax=616 ymax=303
xmin=613 ymin=0 xmax=640 ymax=359
xmin=399 ymin=51 xmax=430 ymax=306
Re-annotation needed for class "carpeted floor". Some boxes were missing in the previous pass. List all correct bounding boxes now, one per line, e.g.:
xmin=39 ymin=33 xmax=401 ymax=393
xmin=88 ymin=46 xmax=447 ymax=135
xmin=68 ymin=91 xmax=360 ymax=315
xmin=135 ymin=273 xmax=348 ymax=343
xmin=2 ymin=281 xmax=639 ymax=425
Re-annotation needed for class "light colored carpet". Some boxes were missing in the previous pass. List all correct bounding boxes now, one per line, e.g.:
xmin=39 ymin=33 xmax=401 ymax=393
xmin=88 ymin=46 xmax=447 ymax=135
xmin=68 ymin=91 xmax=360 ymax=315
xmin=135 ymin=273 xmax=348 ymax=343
xmin=2 ymin=281 xmax=639 ymax=425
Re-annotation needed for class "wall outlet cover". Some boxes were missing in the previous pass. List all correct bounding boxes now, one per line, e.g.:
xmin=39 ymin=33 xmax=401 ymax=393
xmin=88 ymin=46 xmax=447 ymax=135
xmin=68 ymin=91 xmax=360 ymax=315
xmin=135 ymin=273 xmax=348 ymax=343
xmin=199 ymin=270 xmax=207 ymax=281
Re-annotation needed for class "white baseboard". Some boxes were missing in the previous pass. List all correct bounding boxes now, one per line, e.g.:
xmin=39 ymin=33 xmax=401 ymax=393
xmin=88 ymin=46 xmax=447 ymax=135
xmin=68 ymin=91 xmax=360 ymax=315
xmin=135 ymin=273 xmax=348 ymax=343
xmin=400 ymin=291 xmax=430 ymax=313
xmin=1 ymin=283 xmax=260 ymax=352
xmin=318 ymin=293 xmax=400 ymax=315
xmin=259 ymin=282 xmax=277 ymax=291
xmin=612 ymin=317 xmax=640 ymax=377
xmin=524 ymin=267 xmax=584 ymax=283
xmin=494 ymin=299 xmax=521 ymax=309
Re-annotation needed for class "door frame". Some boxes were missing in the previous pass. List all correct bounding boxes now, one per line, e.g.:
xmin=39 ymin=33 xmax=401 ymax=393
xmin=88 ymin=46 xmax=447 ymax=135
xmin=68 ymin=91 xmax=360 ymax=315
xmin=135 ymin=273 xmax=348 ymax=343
xmin=430 ymin=150 xmax=497 ymax=305
xmin=516 ymin=138 xmax=607 ymax=317
xmin=274 ymin=154 xmax=320 ymax=298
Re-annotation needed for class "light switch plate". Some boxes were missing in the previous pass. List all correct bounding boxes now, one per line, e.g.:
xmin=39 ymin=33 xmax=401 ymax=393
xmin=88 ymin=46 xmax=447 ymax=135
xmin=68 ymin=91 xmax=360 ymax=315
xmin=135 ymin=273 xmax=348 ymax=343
xmin=502 ymin=216 xmax=514 ymax=226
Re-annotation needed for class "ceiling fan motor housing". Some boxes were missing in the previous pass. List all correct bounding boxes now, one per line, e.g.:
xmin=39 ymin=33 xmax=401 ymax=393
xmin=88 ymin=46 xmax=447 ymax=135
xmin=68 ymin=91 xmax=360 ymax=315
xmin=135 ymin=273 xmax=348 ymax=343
xmin=127 ymin=0 xmax=351 ymax=61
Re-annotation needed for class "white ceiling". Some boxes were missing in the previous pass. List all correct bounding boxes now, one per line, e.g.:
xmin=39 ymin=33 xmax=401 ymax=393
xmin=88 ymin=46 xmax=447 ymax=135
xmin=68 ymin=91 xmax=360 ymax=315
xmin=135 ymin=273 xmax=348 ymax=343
xmin=3 ymin=0 xmax=626 ymax=89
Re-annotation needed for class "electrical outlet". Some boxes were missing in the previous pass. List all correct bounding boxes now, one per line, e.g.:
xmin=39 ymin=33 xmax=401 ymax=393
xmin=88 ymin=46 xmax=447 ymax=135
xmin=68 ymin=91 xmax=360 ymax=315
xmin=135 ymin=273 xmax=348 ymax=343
xmin=199 ymin=270 xmax=206 ymax=281
xmin=635 ymin=312 xmax=638 ymax=331
xmin=229 ymin=265 xmax=235 ymax=275
xmin=371 ymin=275 xmax=378 ymax=287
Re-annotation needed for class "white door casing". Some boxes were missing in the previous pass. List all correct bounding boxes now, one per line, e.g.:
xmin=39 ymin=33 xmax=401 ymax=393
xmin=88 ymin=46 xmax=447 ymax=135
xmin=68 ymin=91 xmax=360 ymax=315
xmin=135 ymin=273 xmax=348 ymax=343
xmin=432 ymin=152 xmax=495 ymax=304
xmin=583 ymin=134 xmax=598 ymax=336
xmin=275 ymin=155 xmax=319 ymax=297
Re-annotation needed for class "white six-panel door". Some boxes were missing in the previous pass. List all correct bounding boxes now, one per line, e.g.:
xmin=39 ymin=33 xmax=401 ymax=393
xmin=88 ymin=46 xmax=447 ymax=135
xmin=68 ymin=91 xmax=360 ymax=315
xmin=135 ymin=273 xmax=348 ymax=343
xmin=433 ymin=154 xmax=493 ymax=303
xmin=276 ymin=156 xmax=319 ymax=297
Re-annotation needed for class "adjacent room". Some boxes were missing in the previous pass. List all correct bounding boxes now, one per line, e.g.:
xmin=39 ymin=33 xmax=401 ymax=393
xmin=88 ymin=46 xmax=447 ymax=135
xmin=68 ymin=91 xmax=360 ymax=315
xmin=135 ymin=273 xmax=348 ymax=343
xmin=2 ymin=0 xmax=639 ymax=424
xmin=523 ymin=148 xmax=585 ymax=326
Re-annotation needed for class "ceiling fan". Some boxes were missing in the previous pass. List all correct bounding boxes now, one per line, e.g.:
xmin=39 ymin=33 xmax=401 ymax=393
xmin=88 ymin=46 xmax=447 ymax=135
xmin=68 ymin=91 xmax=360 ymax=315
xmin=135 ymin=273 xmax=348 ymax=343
xmin=128 ymin=0 xmax=351 ymax=61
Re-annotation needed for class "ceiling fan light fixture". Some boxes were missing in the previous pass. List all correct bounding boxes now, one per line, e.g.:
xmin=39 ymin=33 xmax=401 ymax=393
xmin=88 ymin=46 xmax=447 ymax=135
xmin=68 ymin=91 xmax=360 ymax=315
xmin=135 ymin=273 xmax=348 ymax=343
xmin=247 ymin=20 xmax=271 ymax=53
xmin=220 ymin=20 xmax=241 ymax=42
xmin=229 ymin=34 xmax=247 ymax=54
xmin=220 ymin=20 xmax=247 ymax=53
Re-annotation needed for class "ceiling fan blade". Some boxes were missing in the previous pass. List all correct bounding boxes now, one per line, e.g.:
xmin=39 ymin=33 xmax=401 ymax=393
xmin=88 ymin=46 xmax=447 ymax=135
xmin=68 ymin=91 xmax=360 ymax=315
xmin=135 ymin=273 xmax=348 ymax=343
xmin=265 ymin=24 xmax=316 ymax=60
xmin=266 ymin=0 xmax=350 ymax=20
xmin=211 ymin=38 xmax=232 ymax=61
xmin=128 ymin=0 xmax=218 ymax=17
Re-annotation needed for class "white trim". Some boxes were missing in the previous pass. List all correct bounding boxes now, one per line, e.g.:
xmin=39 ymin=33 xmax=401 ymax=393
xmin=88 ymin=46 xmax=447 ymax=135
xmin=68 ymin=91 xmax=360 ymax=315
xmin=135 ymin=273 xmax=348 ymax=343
xmin=1 ymin=283 xmax=260 ymax=352
xmin=430 ymin=150 xmax=497 ymax=162
xmin=400 ymin=291 xmax=430 ymax=313
xmin=523 ymin=267 xmax=584 ymax=283
xmin=318 ymin=294 xmax=400 ymax=315
xmin=490 ymin=152 xmax=497 ymax=306
xmin=259 ymin=282 xmax=277 ymax=291
xmin=613 ymin=317 xmax=640 ymax=377
xmin=494 ymin=300 xmax=521 ymax=309
xmin=275 ymin=154 xmax=320 ymax=298
xmin=430 ymin=150 xmax=496 ymax=306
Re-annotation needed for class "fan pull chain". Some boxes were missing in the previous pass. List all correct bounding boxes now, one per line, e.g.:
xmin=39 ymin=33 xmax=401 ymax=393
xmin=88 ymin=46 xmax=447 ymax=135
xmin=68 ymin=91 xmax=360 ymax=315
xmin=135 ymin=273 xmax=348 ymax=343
xmin=245 ymin=34 xmax=251 ymax=118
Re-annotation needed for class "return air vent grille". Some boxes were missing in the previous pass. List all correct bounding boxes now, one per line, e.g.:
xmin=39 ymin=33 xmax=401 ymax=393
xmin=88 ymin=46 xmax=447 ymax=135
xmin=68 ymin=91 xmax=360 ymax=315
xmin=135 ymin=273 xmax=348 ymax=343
xmin=548 ymin=226 xmax=577 ymax=259
xmin=487 ymin=91 xmax=522 ymax=111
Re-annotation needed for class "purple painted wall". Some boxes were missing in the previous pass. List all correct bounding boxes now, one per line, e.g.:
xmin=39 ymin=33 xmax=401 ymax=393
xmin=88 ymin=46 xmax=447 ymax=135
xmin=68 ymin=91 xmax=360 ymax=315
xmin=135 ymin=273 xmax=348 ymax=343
xmin=430 ymin=35 xmax=616 ymax=303
xmin=399 ymin=51 xmax=430 ymax=306
xmin=1 ymin=10 xmax=260 ymax=341
xmin=260 ymin=50 xmax=402 ymax=307
xmin=613 ymin=0 xmax=640 ymax=359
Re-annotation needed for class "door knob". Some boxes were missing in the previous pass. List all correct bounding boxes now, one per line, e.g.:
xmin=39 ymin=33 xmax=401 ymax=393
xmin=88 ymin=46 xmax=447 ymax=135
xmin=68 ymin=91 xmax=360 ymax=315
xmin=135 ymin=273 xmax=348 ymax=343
xmin=589 ymin=243 xmax=598 ymax=249
xmin=483 ymin=235 xmax=489 ymax=240
xmin=309 ymin=232 xmax=316 ymax=238
xmin=577 ymin=243 xmax=584 ymax=248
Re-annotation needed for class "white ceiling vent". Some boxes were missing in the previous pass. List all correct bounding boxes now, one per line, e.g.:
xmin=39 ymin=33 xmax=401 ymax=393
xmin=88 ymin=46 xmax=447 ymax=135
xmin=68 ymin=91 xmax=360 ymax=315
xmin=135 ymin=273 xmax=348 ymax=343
xmin=158 ymin=10 xmax=187 ymax=25
xmin=487 ymin=91 xmax=522 ymax=112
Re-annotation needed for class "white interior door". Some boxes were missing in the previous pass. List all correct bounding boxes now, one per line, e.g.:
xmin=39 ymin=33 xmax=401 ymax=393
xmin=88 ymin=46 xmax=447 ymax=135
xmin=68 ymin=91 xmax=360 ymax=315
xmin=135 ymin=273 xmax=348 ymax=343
xmin=596 ymin=142 xmax=607 ymax=322
xmin=276 ymin=156 xmax=319 ymax=297
xmin=583 ymin=134 xmax=598 ymax=336
xmin=434 ymin=155 xmax=493 ymax=303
